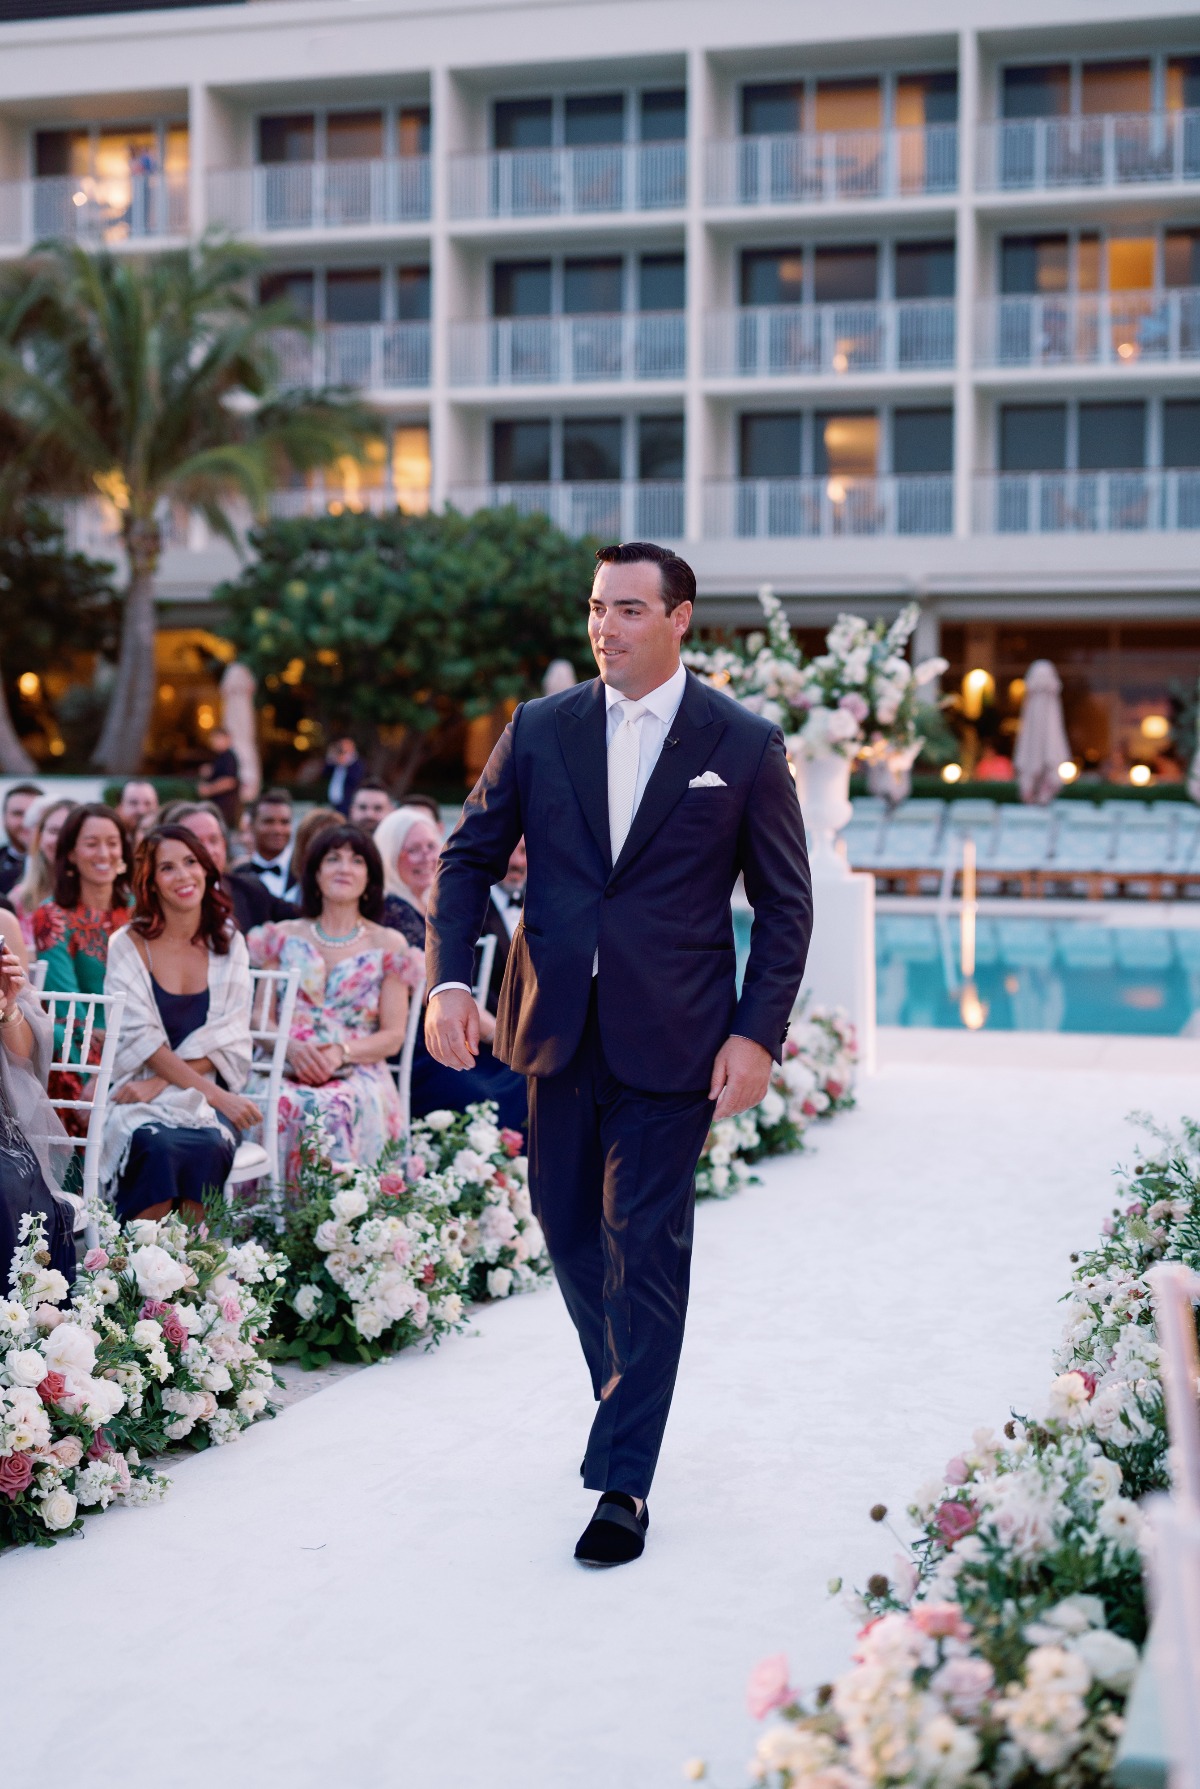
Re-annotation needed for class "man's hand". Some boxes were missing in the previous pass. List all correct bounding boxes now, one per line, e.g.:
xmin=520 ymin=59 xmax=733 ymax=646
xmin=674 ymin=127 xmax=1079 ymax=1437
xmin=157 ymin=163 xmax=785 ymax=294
xmin=425 ymin=988 xmax=479 ymax=1070
xmin=708 ymin=1034 xmax=773 ymax=1122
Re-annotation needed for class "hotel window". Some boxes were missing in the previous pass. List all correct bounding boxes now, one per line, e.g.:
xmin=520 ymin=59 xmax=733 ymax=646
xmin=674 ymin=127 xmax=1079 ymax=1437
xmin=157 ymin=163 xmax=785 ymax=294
xmin=563 ymin=257 xmax=623 ymax=314
xmin=999 ymin=236 xmax=1070 ymax=295
xmin=740 ymin=413 xmax=802 ymax=477
xmin=639 ymin=254 xmax=685 ymax=310
xmin=638 ymin=415 xmax=684 ymax=480
xmin=815 ymin=412 xmax=879 ymax=477
xmin=814 ymin=79 xmax=881 ymax=132
xmin=640 ymin=89 xmax=686 ymax=141
xmin=1081 ymin=60 xmax=1151 ymax=115
xmin=396 ymin=266 xmax=431 ymax=321
xmin=1002 ymin=65 xmax=1070 ymax=119
xmin=1167 ymin=58 xmax=1200 ymax=111
xmin=259 ymin=270 xmax=315 ymax=318
xmin=1077 ymin=401 xmax=1145 ymax=469
xmin=813 ymin=244 xmax=878 ymax=303
xmin=325 ymin=111 xmax=384 ymax=162
xmin=741 ymin=83 xmax=803 ymax=137
xmin=894 ymin=240 xmax=955 ymax=299
xmin=325 ymin=269 xmax=383 ymax=325
xmin=258 ymin=114 xmax=316 ymax=164
xmin=493 ymin=99 xmax=552 ymax=150
xmin=562 ymin=417 xmax=623 ymax=481
xmin=492 ymin=260 xmax=552 ymax=317
xmin=493 ymin=419 xmax=551 ymax=483
xmin=36 ymin=120 xmax=187 ymax=180
xmin=740 ymin=249 xmax=803 ymax=306
xmin=892 ymin=409 xmax=952 ymax=475
xmin=1165 ymin=229 xmax=1200 ymax=286
xmin=393 ymin=425 xmax=431 ymax=513
xmin=1000 ymin=404 xmax=1067 ymax=471
xmin=564 ymin=93 xmax=625 ymax=147
xmin=1163 ymin=399 xmax=1200 ymax=465
xmin=894 ymin=72 xmax=958 ymax=126
xmin=397 ymin=107 xmax=431 ymax=157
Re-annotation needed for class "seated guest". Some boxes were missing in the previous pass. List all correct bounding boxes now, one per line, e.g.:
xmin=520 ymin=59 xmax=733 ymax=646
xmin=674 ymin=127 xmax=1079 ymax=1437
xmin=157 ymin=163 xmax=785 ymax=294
xmin=325 ymin=734 xmax=364 ymax=816
xmin=402 ymin=792 xmax=445 ymax=829
xmin=348 ymin=777 xmax=393 ymax=837
xmin=102 ymin=826 xmax=260 ymax=1225
xmin=374 ymin=807 xmax=528 ymax=1133
xmin=480 ymin=837 xmax=527 ymax=1014
xmin=162 ymin=801 xmax=294 ymax=932
xmin=12 ymin=795 xmax=74 ymax=948
xmin=0 ymin=940 xmax=76 ymax=1292
xmin=114 ymin=779 xmax=160 ymax=845
xmin=248 ymin=824 xmax=422 ymax=1185
xmin=34 ymin=802 xmax=132 ymax=1002
xmin=0 ymin=783 xmax=42 ymax=897
xmin=241 ymin=788 xmax=294 ymax=899
xmin=284 ymin=805 xmax=340 ymax=902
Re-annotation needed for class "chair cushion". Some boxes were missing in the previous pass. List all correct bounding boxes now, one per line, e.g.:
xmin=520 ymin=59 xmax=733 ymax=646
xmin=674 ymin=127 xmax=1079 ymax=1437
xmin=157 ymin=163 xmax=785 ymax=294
xmin=227 ymin=1141 xmax=270 ymax=1182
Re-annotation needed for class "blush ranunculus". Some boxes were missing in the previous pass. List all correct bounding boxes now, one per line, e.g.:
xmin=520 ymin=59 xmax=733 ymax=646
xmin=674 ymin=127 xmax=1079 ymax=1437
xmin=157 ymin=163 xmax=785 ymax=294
xmin=219 ymin=1296 xmax=242 ymax=1325
xmin=910 ymin=1602 xmax=973 ymax=1640
xmin=83 ymin=1247 xmax=109 ymax=1272
xmin=36 ymin=1372 xmax=67 ymax=1407
xmin=0 ymin=1451 xmax=35 ymax=1500
xmin=746 ymin=1653 xmax=792 ymax=1721
xmin=407 ymin=1155 xmax=426 ymax=1180
xmin=934 ymin=1500 xmax=978 ymax=1545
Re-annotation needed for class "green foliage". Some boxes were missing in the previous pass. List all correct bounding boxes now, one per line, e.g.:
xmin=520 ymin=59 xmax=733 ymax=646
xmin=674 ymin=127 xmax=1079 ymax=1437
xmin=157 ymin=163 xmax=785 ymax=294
xmin=218 ymin=505 xmax=595 ymax=778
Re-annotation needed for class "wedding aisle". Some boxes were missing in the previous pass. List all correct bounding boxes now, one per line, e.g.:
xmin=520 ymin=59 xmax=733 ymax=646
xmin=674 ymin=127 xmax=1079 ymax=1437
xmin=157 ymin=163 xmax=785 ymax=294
xmin=5 ymin=1033 xmax=1199 ymax=1789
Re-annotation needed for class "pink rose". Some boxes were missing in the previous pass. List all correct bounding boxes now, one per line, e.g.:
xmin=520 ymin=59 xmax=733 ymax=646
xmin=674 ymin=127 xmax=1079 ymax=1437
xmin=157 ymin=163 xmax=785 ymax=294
xmin=0 ymin=1451 xmax=34 ymax=1500
xmin=910 ymin=1603 xmax=972 ymax=1641
xmin=1102 ymin=1217 xmax=1115 ymax=1236
xmin=1078 ymin=1370 xmax=1098 ymax=1400
xmin=379 ymin=1171 xmax=406 ymax=1198
xmin=391 ymin=1237 xmax=411 ymax=1265
xmin=83 ymin=1247 xmax=109 ymax=1272
xmin=220 ymin=1296 xmax=242 ymax=1325
xmin=110 ymin=1454 xmax=131 ymax=1496
xmin=943 ymin=1456 xmax=969 ymax=1485
xmin=50 ymin=1436 xmax=84 ymax=1468
xmin=407 ymin=1154 xmax=426 ymax=1180
xmin=1125 ymin=1201 xmax=1145 ymax=1218
xmin=36 ymin=1372 xmax=68 ymax=1407
xmin=88 ymin=1429 xmax=113 ymax=1461
xmin=161 ymin=1311 xmax=189 ymax=1349
xmin=746 ymin=1653 xmax=792 ymax=1721
xmin=421 ymin=1261 xmax=437 ymax=1286
xmin=141 ymin=1299 xmax=169 ymax=1320
xmin=500 ymin=1128 xmax=524 ymax=1158
xmin=934 ymin=1500 xmax=978 ymax=1545
xmin=826 ymin=1079 xmax=845 ymax=1100
xmin=34 ymin=1305 xmax=63 ymax=1330
xmin=839 ymin=692 xmax=869 ymax=722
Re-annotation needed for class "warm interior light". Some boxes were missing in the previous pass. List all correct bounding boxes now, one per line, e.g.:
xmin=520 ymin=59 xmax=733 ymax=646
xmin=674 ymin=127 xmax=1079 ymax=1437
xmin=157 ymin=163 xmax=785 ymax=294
xmin=1058 ymin=760 xmax=1079 ymax=781
xmin=72 ymin=190 xmax=88 ymax=207
xmin=831 ymin=349 xmax=849 ymax=373
xmin=959 ymin=982 xmax=988 ymax=1031
xmin=1008 ymin=677 xmax=1026 ymax=704
xmin=196 ymin=703 xmax=215 ymax=731
xmin=17 ymin=672 xmax=39 ymax=699
xmin=293 ymin=734 xmax=309 ymax=751
xmin=1116 ymin=339 xmax=1137 ymax=360
xmin=1129 ymin=763 xmax=1153 ymax=786
xmin=826 ymin=477 xmax=847 ymax=504
xmin=1141 ymin=713 xmax=1170 ymax=740
xmin=961 ymin=667 xmax=995 ymax=720
xmin=942 ymin=763 xmax=963 ymax=783
xmin=48 ymin=738 xmax=65 ymax=756
xmin=158 ymin=683 xmax=175 ymax=703
xmin=281 ymin=658 xmax=305 ymax=686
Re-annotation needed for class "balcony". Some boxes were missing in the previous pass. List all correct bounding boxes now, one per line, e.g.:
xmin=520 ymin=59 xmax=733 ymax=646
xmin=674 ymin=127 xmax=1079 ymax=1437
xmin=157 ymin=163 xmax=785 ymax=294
xmin=207 ymin=159 xmax=431 ymax=234
xmin=705 ymin=125 xmax=958 ymax=208
xmin=449 ymin=313 xmax=685 ymax=386
xmin=705 ymin=475 xmax=953 ymax=538
xmin=976 ymin=110 xmax=1200 ymax=193
xmin=705 ymin=300 xmax=956 ymax=378
xmin=973 ymin=469 xmax=1200 ymax=532
xmin=976 ymin=290 xmax=1200 ymax=369
xmin=448 ymin=143 xmax=686 ymax=221
xmin=0 ymin=172 xmax=188 ymax=247
xmin=270 ymin=323 xmax=431 ymax=391
xmin=447 ymin=480 xmax=683 ymax=538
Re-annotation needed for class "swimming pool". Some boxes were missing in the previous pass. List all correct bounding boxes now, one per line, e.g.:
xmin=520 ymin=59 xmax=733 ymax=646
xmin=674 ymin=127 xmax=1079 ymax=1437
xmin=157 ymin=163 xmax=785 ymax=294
xmin=733 ymin=907 xmax=1200 ymax=1035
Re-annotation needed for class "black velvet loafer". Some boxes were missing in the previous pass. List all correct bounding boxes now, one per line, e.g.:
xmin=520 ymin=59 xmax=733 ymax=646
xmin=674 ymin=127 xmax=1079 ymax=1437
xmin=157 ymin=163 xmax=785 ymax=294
xmin=574 ymin=1492 xmax=649 ymax=1567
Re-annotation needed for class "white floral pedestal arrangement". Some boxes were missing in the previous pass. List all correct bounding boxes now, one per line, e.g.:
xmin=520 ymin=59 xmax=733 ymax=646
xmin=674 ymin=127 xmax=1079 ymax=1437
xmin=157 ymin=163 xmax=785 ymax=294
xmin=790 ymin=749 xmax=877 ymax=1072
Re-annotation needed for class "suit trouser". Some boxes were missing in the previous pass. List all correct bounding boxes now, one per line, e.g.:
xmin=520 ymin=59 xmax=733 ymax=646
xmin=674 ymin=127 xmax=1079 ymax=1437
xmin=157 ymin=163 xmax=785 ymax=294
xmin=526 ymin=989 xmax=715 ymax=1500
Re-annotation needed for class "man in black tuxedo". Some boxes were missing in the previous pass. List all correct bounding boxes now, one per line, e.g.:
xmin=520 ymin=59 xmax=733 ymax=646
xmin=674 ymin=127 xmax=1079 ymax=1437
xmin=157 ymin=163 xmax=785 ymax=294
xmin=425 ymin=542 xmax=811 ymax=1567
xmin=479 ymin=838 xmax=527 ymax=1014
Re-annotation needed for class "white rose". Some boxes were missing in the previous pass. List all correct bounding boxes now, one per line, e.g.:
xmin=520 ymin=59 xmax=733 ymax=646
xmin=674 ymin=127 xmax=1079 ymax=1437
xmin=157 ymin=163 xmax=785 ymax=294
xmin=423 ymin=1110 xmax=456 ymax=1132
xmin=452 ymin=1148 xmax=489 ymax=1183
xmin=331 ymin=1187 xmax=370 ymax=1223
xmin=1069 ymin=1628 xmax=1140 ymax=1692
xmin=129 ymin=1244 xmax=188 ymax=1302
xmin=41 ymin=1322 xmax=97 ymax=1380
xmin=132 ymin=1319 xmax=163 ymax=1349
xmin=201 ymin=1362 xmax=232 ymax=1394
xmin=354 ymin=1305 xmax=385 ymax=1340
xmin=435 ymin=1293 xmax=464 ymax=1324
xmin=125 ymin=1219 xmax=159 ymax=1246
xmin=80 ymin=1376 xmax=126 ymax=1425
xmin=314 ymin=1219 xmax=347 ymax=1252
xmin=1087 ymin=1457 xmax=1124 ymax=1502
xmin=28 ymin=1268 xmax=70 ymax=1306
xmin=465 ymin=1119 xmax=501 ymax=1157
xmin=40 ymin=1487 xmax=77 ymax=1531
xmin=237 ymin=1388 xmax=267 ymax=1418
xmin=164 ymin=1415 xmax=195 ymax=1440
xmin=486 ymin=1267 xmax=513 ymax=1299
xmin=293 ymin=1285 xmax=322 ymax=1321
xmin=5 ymin=1347 xmax=48 ymax=1387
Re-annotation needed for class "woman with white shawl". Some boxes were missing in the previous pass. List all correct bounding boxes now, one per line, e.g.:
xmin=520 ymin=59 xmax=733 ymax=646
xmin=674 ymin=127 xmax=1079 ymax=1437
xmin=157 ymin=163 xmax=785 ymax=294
xmin=102 ymin=825 xmax=259 ymax=1224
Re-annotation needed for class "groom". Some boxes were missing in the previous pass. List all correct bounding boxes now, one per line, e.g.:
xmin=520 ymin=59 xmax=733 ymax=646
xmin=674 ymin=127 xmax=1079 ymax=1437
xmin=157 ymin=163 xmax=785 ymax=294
xmin=425 ymin=541 xmax=811 ymax=1566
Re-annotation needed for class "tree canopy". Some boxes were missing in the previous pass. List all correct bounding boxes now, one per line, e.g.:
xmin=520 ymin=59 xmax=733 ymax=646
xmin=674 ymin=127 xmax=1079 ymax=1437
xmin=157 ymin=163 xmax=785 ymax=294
xmin=218 ymin=505 xmax=596 ymax=787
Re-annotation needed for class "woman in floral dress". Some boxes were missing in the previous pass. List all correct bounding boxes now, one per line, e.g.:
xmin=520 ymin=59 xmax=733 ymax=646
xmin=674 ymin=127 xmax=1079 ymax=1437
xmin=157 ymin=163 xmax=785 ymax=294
xmin=248 ymin=823 xmax=423 ymax=1186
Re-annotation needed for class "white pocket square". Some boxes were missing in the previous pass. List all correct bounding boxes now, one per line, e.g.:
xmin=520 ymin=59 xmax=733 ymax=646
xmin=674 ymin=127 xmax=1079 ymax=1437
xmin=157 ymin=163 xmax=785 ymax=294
xmin=688 ymin=771 xmax=727 ymax=788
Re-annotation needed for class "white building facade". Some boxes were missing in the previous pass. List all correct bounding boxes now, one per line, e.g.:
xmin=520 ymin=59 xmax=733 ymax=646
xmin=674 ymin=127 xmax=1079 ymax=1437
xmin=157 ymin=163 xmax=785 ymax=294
xmin=3 ymin=0 xmax=1200 ymax=764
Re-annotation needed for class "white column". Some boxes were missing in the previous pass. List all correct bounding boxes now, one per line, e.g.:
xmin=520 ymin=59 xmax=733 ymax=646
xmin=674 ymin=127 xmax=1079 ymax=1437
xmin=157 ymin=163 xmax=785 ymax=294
xmin=953 ymin=28 xmax=979 ymax=541
xmin=429 ymin=67 xmax=469 ymax=514
xmin=684 ymin=46 xmax=712 ymax=547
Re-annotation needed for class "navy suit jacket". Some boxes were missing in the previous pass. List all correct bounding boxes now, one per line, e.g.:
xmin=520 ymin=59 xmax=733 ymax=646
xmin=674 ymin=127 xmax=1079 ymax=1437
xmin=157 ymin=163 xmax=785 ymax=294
xmin=426 ymin=670 xmax=813 ymax=1093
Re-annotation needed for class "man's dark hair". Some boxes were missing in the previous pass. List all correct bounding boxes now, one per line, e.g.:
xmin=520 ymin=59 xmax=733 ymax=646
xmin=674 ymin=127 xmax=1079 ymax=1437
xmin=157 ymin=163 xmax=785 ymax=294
xmin=403 ymin=792 xmax=442 ymax=824
xmin=594 ymin=541 xmax=696 ymax=615
xmin=300 ymin=823 xmax=384 ymax=922
xmin=4 ymin=782 xmax=42 ymax=811
xmin=252 ymin=786 xmax=293 ymax=814
xmin=352 ymin=777 xmax=392 ymax=799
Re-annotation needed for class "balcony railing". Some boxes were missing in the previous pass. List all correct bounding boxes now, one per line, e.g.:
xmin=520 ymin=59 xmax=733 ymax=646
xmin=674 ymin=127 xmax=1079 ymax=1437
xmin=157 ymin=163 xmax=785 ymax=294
xmin=270 ymin=485 xmax=431 ymax=520
xmin=270 ymin=323 xmax=431 ymax=390
xmin=0 ymin=172 xmax=189 ymax=246
xmin=705 ymin=475 xmax=953 ymax=537
xmin=705 ymin=124 xmax=958 ymax=207
xmin=448 ymin=143 xmax=687 ymax=220
xmin=448 ymin=480 xmax=684 ymax=538
xmin=207 ymin=159 xmax=431 ymax=232
xmin=449 ymin=313 xmax=685 ymax=385
xmin=705 ymin=300 xmax=956 ymax=377
xmin=976 ymin=290 xmax=1200 ymax=368
xmin=974 ymin=469 xmax=1200 ymax=533
xmin=976 ymin=109 xmax=1200 ymax=191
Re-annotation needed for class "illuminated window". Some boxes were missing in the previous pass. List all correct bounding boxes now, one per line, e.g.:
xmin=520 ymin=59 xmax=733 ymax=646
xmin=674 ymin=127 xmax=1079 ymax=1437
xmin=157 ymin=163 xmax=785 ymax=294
xmin=392 ymin=425 xmax=431 ymax=514
xmin=815 ymin=413 xmax=879 ymax=478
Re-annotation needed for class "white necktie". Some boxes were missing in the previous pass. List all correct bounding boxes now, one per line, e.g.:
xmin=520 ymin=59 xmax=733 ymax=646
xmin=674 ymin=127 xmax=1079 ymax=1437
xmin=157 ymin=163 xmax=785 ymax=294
xmin=608 ymin=701 xmax=647 ymax=863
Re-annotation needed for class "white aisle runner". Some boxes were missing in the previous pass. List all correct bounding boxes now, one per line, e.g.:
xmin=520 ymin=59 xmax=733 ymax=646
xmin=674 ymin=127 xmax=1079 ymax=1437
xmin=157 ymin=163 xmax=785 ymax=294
xmin=4 ymin=1035 xmax=1198 ymax=1789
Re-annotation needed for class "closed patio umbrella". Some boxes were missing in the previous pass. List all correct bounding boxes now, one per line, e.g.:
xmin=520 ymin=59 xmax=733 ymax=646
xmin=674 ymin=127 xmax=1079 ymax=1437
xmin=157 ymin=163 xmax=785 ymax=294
xmin=1013 ymin=659 xmax=1071 ymax=806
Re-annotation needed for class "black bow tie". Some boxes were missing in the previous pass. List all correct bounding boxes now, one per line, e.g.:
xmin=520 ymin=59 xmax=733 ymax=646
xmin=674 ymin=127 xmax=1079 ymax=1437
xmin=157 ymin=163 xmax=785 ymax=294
xmin=505 ymin=886 xmax=524 ymax=908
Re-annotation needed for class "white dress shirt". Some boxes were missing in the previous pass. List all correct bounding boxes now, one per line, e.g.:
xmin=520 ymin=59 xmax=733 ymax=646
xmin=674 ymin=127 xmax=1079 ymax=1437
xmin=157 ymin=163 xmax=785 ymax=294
xmin=246 ymin=848 xmax=292 ymax=900
xmin=490 ymin=883 xmax=523 ymax=939
xmin=430 ymin=661 xmax=687 ymax=1000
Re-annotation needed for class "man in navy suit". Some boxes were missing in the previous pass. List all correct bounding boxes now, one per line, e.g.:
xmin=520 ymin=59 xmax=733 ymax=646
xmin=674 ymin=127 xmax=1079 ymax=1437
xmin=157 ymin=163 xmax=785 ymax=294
xmin=425 ymin=541 xmax=811 ymax=1566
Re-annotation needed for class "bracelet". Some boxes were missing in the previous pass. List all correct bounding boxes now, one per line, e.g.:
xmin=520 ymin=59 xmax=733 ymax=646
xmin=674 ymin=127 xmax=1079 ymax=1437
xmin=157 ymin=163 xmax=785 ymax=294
xmin=340 ymin=1040 xmax=350 ymax=1067
xmin=0 ymin=1004 xmax=25 ymax=1027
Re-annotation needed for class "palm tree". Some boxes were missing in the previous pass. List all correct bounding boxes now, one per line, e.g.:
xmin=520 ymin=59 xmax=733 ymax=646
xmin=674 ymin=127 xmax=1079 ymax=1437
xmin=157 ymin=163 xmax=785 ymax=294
xmin=0 ymin=237 xmax=377 ymax=772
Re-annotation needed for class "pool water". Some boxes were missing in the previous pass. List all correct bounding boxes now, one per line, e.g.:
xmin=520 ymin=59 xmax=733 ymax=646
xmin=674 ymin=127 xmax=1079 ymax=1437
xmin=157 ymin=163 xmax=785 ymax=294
xmin=732 ymin=908 xmax=1200 ymax=1035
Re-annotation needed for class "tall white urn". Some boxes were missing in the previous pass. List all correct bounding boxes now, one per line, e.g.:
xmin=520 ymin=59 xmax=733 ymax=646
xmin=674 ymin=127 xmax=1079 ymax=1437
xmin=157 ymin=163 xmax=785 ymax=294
xmin=789 ymin=747 xmax=876 ymax=1072
xmin=790 ymin=750 xmax=854 ymax=876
